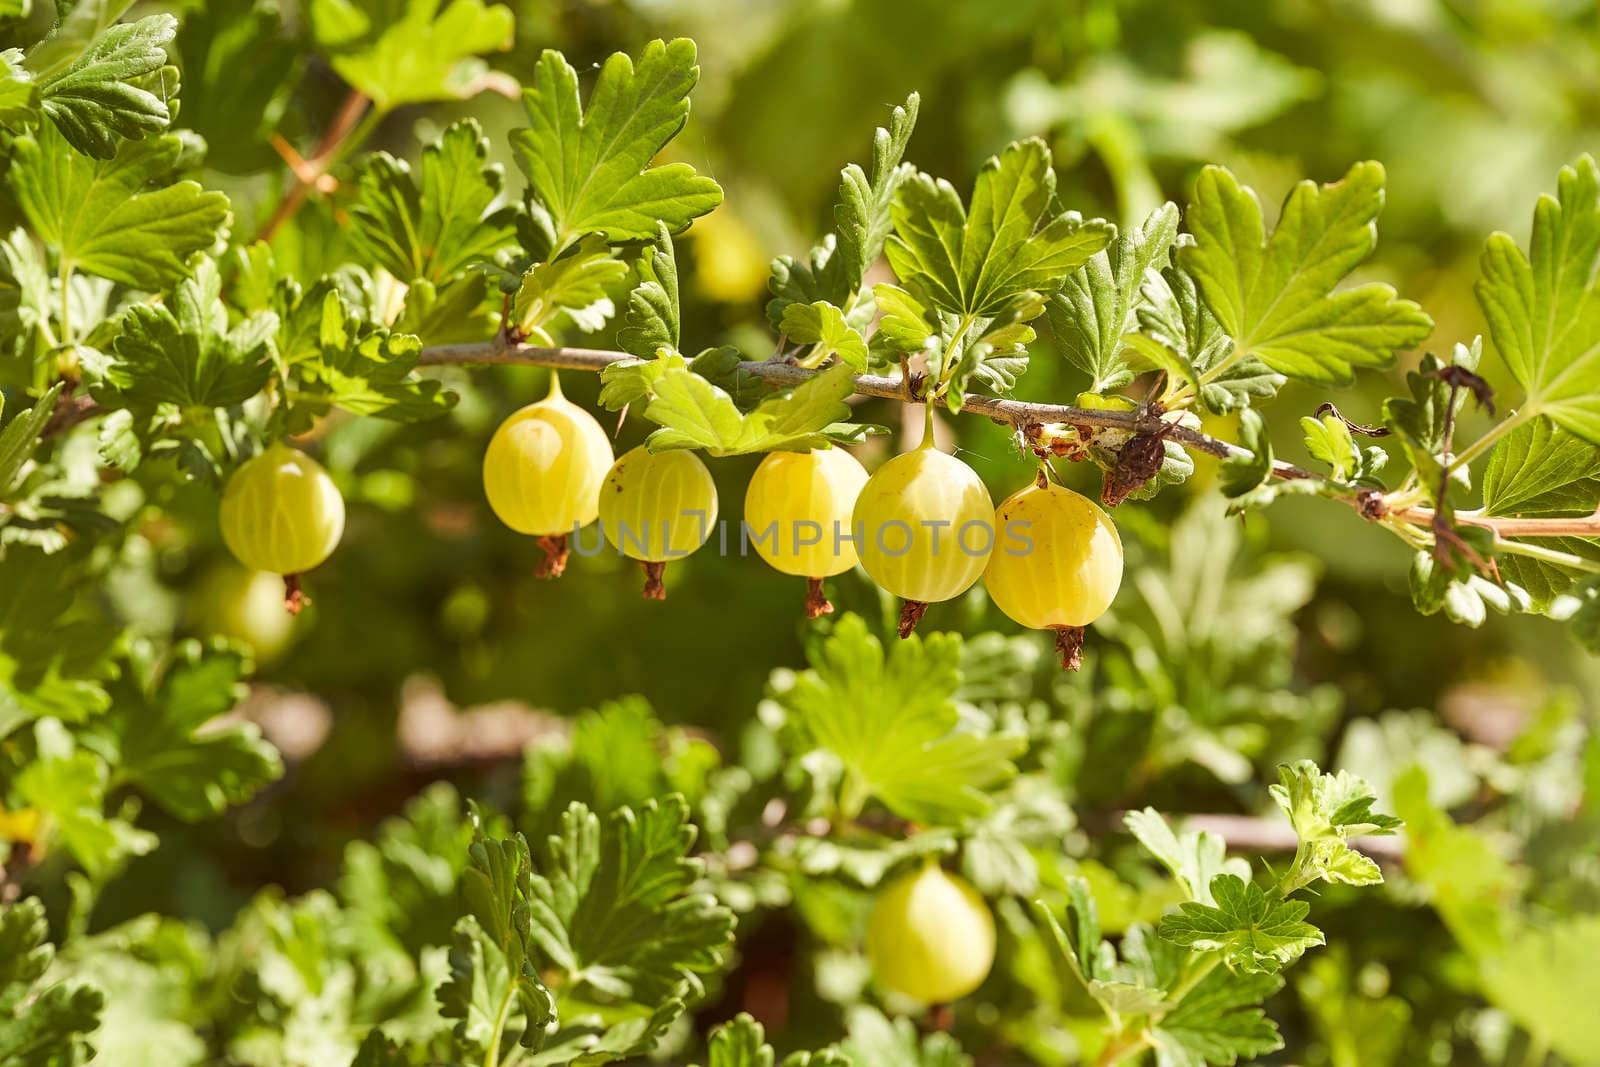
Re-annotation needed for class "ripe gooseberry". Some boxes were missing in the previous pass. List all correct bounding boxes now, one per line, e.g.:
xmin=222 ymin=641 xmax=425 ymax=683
xmin=866 ymin=863 xmax=995 ymax=1004
xmin=742 ymin=447 xmax=869 ymax=618
xmin=219 ymin=442 xmax=344 ymax=613
xmin=599 ymin=446 xmax=718 ymax=599
xmin=984 ymin=476 xmax=1123 ymax=671
xmin=483 ymin=374 xmax=614 ymax=577
xmin=852 ymin=441 xmax=993 ymax=636
xmin=197 ymin=564 xmax=297 ymax=662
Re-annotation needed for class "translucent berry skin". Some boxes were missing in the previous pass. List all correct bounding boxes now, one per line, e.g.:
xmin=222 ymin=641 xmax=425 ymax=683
xmin=984 ymin=482 xmax=1123 ymax=629
xmin=483 ymin=387 xmax=614 ymax=536
xmin=219 ymin=443 xmax=345 ymax=575
xmin=198 ymin=565 xmax=296 ymax=662
xmin=743 ymin=448 xmax=869 ymax=578
xmin=853 ymin=447 xmax=994 ymax=603
xmin=599 ymin=446 xmax=718 ymax=562
xmin=866 ymin=864 xmax=996 ymax=1003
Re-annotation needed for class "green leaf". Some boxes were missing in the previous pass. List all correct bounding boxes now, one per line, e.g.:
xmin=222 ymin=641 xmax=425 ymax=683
xmin=1048 ymin=202 xmax=1179 ymax=392
xmin=1218 ymin=409 xmax=1273 ymax=498
xmin=943 ymin=291 xmax=1043 ymax=410
xmin=1031 ymin=879 xmax=1110 ymax=1008
xmin=91 ymin=640 xmax=282 ymax=822
xmin=350 ymin=1029 xmax=407 ymax=1067
xmin=1299 ymin=412 xmax=1386 ymax=486
xmin=781 ymin=300 xmax=869 ymax=371
xmin=13 ymin=719 xmax=157 ymax=878
xmin=780 ymin=614 xmax=1023 ymax=825
xmin=441 ymin=915 xmax=555 ymax=1059
xmin=524 ymin=798 xmax=734 ymax=1013
xmin=34 ymin=14 xmax=176 ymax=159
xmin=1479 ymin=416 xmax=1600 ymax=610
xmin=7 ymin=121 xmax=229 ymax=290
xmin=0 ymin=49 xmax=34 ymax=129
xmin=1269 ymin=760 xmax=1402 ymax=889
xmin=1124 ymin=808 xmax=1250 ymax=907
xmin=174 ymin=0 xmax=301 ymax=174
xmin=0 ymin=230 xmax=52 ymax=365
xmin=699 ymin=1014 xmax=773 ymax=1067
xmin=1179 ymin=162 xmax=1432 ymax=386
xmin=767 ymin=94 xmax=919 ymax=330
xmin=21 ymin=0 xmax=134 ymax=81
xmin=1293 ymin=948 xmax=1411 ymax=1067
xmin=294 ymin=288 xmax=455 ymax=422
xmin=842 ymin=1006 xmax=970 ymax=1067
xmin=1158 ymin=875 xmax=1323 ymax=975
xmin=1127 ymin=256 xmax=1282 ymax=414
xmin=0 ymin=899 xmax=104 ymax=1067
xmin=1479 ymin=914 xmax=1600 ymax=1065
xmin=1380 ymin=341 xmax=1482 ymax=502
xmin=835 ymin=93 xmax=919 ymax=288
xmin=348 ymin=118 xmax=516 ymax=286
xmin=513 ymin=235 xmax=629 ymax=345
xmin=617 ymin=223 xmax=679 ymax=359
xmin=1152 ymin=967 xmax=1283 ymax=1067
xmin=1476 ymin=155 xmax=1600 ymax=443
xmin=886 ymin=138 xmax=1112 ymax=318
xmin=871 ymin=283 xmax=935 ymax=352
xmin=511 ymin=39 xmax=723 ymax=247
xmin=309 ymin=0 xmax=512 ymax=110
xmin=521 ymin=697 xmax=717 ymax=844
xmin=0 ymin=384 xmax=63 ymax=499
xmin=1483 ymin=416 xmax=1600 ymax=516
xmin=439 ymin=826 xmax=556 ymax=1057
xmin=96 ymin=258 xmax=274 ymax=411
xmin=642 ymin=361 xmax=855 ymax=456
xmin=0 ymin=549 xmax=114 ymax=738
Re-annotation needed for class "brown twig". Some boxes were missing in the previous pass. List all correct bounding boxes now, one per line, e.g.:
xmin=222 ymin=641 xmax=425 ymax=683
xmin=1390 ymin=507 xmax=1600 ymax=538
xmin=415 ymin=340 xmax=1314 ymax=475
xmin=259 ymin=89 xmax=374 ymax=243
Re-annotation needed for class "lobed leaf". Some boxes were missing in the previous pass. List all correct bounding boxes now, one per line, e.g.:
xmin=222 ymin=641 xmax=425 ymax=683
xmin=1048 ymin=201 xmax=1179 ymax=392
xmin=34 ymin=13 xmax=176 ymax=159
xmin=781 ymin=614 xmax=1024 ymax=825
xmin=348 ymin=118 xmax=516 ymax=286
xmin=309 ymin=0 xmax=512 ymax=109
xmin=887 ymin=138 xmax=1111 ymax=319
xmin=1157 ymin=875 xmax=1323 ymax=974
xmin=1179 ymin=162 xmax=1431 ymax=386
xmin=7 ymin=121 xmax=229 ymax=290
xmin=1476 ymin=155 xmax=1600 ymax=444
xmin=511 ymin=39 xmax=722 ymax=248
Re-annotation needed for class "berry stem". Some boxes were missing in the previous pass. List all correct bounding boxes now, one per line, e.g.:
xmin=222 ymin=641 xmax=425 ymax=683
xmin=534 ymin=535 xmax=569 ymax=578
xmin=283 ymin=573 xmax=311 ymax=615
xmin=641 ymin=561 xmax=667 ymax=599
xmin=1053 ymin=626 xmax=1085 ymax=672
xmin=897 ymin=600 xmax=927 ymax=638
xmin=804 ymin=577 xmax=834 ymax=619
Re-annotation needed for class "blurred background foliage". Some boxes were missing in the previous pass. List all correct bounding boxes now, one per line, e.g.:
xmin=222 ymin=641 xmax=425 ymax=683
xmin=10 ymin=0 xmax=1600 ymax=1064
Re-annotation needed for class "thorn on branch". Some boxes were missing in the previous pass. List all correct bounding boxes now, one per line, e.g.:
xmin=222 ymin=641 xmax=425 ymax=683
xmin=899 ymin=355 xmax=926 ymax=402
xmin=1426 ymin=365 xmax=1496 ymax=415
xmin=1314 ymin=402 xmax=1391 ymax=437
xmin=1356 ymin=489 xmax=1389 ymax=520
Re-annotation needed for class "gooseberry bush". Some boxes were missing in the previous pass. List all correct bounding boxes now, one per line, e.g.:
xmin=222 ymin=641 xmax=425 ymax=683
xmin=1 ymin=5 xmax=1598 ymax=1067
